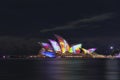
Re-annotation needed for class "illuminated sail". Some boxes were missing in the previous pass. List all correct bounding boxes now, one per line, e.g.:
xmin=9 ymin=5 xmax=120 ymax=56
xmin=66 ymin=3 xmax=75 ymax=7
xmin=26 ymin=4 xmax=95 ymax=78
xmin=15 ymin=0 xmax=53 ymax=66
xmin=81 ymin=48 xmax=89 ymax=54
xmin=41 ymin=51 xmax=56 ymax=58
xmin=41 ymin=42 xmax=52 ymax=50
xmin=88 ymin=48 xmax=96 ymax=53
xmin=72 ymin=44 xmax=82 ymax=54
xmin=49 ymin=39 xmax=61 ymax=52
xmin=69 ymin=47 xmax=73 ymax=53
xmin=55 ymin=34 xmax=70 ymax=53
xmin=64 ymin=40 xmax=70 ymax=52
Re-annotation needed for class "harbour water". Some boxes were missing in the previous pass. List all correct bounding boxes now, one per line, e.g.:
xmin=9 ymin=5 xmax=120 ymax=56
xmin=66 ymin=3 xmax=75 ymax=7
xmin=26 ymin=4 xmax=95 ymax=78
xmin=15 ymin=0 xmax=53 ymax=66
xmin=0 ymin=59 xmax=120 ymax=80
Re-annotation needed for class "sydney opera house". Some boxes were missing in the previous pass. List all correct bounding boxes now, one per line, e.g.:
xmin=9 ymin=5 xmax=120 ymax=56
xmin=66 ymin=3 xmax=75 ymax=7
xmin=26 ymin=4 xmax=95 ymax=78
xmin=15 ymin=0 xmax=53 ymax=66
xmin=38 ymin=35 xmax=106 ymax=58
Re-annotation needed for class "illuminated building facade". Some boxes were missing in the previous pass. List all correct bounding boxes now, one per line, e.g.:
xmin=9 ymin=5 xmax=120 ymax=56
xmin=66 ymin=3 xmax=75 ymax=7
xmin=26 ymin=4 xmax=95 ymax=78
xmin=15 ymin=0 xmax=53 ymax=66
xmin=39 ymin=35 xmax=97 ymax=58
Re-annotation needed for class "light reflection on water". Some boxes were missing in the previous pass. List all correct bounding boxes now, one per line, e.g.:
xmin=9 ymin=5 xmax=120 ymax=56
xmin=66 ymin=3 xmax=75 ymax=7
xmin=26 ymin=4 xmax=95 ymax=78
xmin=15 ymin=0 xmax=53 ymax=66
xmin=0 ymin=59 xmax=120 ymax=80
xmin=105 ymin=59 xmax=119 ymax=80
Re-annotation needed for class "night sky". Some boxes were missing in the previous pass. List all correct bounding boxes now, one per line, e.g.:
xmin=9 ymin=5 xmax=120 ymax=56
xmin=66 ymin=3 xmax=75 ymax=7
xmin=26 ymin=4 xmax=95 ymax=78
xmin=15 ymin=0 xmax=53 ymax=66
xmin=0 ymin=0 xmax=120 ymax=55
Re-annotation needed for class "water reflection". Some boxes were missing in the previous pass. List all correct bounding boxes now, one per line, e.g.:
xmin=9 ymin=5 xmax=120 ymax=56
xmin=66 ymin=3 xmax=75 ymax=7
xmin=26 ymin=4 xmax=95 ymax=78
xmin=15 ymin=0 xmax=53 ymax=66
xmin=105 ymin=59 xmax=120 ymax=80
xmin=41 ymin=59 xmax=106 ymax=80
xmin=0 ymin=59 xmax=120 ymax=80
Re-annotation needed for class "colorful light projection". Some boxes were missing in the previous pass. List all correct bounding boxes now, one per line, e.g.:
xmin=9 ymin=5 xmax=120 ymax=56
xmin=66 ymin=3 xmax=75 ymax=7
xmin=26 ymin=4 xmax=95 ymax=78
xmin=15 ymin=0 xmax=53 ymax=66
xmin=72 ymin=44 xmax=82 ymax=54
xmin=40 ymin=35 xmax=97 ymax=57
xmin=41 ymin=42 xmax=52 ymax=50
xmin=55 ymin=34 xmax=70 ymax=53
xmin=41 ymin=51 xmax=56 ymax=58
xmin=49 ymin=39 xmax=61 ymax=52
xmin=64 ymin=40 xmax=70 ymax=52
xmin=88 ymin=48 xmax=96 ymax=53
xmin=69 ymin=47 xmax=73 ymax=53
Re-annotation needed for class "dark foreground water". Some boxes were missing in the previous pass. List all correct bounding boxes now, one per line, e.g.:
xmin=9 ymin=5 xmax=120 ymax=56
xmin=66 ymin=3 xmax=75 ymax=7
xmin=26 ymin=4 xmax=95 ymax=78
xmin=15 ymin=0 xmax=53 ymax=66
xmin=0 ymin=59 xmax=120 ymax=80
